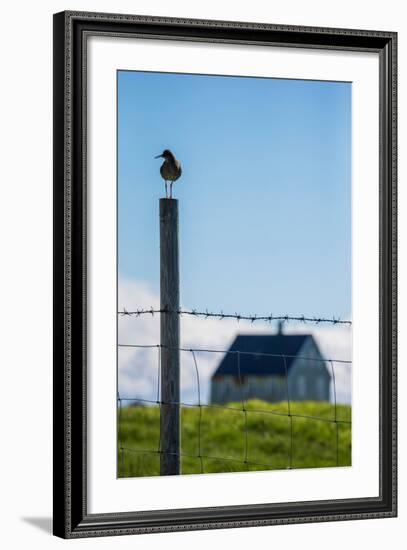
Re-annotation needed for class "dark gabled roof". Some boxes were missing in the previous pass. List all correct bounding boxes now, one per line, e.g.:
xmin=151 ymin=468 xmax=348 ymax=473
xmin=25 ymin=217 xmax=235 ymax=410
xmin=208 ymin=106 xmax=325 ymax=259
xmin=212 ymin=334 xmax=318 ymax=378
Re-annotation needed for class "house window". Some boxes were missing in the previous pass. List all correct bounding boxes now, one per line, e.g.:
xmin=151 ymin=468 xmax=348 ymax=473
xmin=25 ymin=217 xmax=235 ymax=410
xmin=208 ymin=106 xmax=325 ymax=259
xmin=234 ymin=375 xmax=246 ymax=385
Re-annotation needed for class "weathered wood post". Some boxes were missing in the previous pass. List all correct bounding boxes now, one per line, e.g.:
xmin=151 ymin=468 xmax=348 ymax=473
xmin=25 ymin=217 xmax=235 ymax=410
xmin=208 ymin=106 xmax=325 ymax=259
xmin=159 ymin=198 xmax=181 ymax=475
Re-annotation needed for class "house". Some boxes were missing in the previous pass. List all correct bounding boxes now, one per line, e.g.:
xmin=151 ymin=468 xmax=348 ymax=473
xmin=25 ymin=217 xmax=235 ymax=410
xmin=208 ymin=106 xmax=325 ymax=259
xmin=210 ymin=326 xmax=330 ymax=405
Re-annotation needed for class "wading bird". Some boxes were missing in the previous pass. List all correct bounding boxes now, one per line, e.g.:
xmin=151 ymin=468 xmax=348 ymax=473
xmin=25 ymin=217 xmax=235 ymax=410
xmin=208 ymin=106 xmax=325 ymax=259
xmin=154 ymin=149 xmax=182 ymax=198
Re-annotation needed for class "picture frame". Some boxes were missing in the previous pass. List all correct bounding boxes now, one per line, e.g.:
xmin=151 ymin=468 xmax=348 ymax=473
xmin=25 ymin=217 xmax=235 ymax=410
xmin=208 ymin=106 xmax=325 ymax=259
xmin=53 ymin=10 xmax=397 ymax=538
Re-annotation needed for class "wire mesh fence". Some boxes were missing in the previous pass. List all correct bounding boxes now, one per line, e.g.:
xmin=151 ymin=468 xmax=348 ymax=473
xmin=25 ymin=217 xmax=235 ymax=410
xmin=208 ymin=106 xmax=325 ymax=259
xmin=117 ymin=337 xmax=352 ymax=477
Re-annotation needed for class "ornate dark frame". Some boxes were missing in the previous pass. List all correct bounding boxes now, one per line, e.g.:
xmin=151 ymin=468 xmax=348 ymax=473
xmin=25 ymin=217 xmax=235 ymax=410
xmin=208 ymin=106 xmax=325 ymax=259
xmin=53 ymin=10 xmax=397 ymax=539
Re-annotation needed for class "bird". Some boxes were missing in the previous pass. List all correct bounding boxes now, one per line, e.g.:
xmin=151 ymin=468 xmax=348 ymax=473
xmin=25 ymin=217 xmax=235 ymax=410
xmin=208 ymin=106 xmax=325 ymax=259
xmin=154 ymin=149 xmax=182 ymax=198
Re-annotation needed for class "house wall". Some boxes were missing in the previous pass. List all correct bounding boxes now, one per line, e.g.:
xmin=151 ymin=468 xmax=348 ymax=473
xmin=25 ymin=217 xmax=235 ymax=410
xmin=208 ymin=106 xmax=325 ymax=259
xmin=211 ymin=374 xmax=287 ymax=405
xmin=287 ymin=338 xmax=331 ymax=401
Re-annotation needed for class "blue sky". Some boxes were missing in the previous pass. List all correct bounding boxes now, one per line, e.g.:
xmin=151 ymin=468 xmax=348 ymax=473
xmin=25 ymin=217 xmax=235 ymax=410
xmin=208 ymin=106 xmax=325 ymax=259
xmin=117 ymin=70 xmax=351 ymax=320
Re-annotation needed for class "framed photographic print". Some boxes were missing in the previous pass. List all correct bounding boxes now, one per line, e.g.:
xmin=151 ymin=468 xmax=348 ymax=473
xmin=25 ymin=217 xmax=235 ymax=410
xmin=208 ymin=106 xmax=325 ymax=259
xmin=53 ymin=11 xmax=397 ymax=538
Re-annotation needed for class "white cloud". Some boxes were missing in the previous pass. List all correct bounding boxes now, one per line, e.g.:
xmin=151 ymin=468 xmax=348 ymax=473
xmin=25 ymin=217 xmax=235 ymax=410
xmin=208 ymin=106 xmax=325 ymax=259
xmin=118 ymin=278 xmax=352 ymax=405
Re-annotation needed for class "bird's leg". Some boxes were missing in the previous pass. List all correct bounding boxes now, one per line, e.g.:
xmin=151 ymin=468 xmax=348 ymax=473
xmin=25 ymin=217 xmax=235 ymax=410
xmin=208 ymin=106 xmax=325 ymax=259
xmin=170 ymin=182 xmax=173 ymax=199
xmin=165 ymin=181 xmax=168 ymax=198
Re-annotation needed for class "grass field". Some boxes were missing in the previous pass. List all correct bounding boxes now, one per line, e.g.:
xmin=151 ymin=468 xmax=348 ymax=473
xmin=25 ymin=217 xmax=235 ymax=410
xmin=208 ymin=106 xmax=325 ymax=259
xmin=118 ymin=400 xmax=351 ymax=477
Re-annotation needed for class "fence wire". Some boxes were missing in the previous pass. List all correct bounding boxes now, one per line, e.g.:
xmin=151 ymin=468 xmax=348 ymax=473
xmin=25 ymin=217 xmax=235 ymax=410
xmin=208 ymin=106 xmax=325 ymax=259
xmin=119 ymin=307 xmax=352 ymax=326
xmin=117 ymin=343 xmax=351 ymax=476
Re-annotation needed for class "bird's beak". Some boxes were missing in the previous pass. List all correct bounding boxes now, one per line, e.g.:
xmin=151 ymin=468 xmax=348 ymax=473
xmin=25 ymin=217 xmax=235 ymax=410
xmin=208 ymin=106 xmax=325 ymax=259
xmin=154 ymin=154 xmax=163 ymax=159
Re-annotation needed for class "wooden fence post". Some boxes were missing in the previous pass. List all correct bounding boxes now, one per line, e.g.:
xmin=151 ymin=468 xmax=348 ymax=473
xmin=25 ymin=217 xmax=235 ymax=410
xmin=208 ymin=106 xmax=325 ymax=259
xmin=159 ymin=198 xmax=181 ymax=475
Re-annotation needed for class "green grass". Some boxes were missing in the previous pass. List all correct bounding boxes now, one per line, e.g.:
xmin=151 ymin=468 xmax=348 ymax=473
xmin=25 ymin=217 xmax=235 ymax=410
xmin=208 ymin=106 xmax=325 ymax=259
xmin=118 ymin=400 xmax=351 ymax=477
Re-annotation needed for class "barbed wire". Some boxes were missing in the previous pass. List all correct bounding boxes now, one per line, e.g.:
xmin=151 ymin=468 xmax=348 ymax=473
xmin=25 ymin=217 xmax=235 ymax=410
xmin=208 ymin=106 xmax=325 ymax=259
xmin=118 ymin=307 xmax=352 ymax=326
xmin=117 ymin=344 xmax=351 ymax=477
